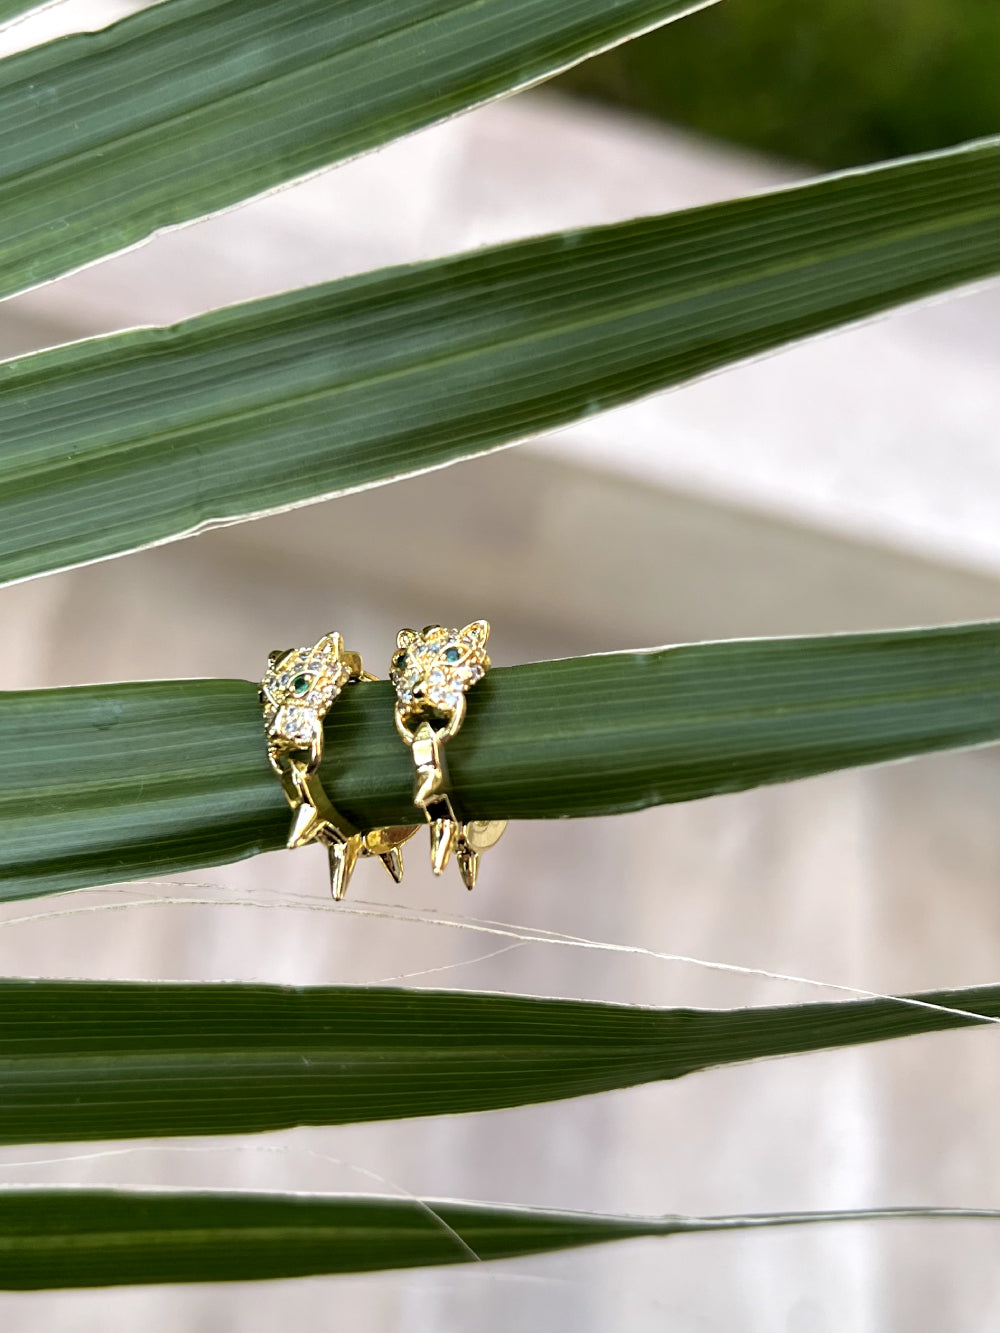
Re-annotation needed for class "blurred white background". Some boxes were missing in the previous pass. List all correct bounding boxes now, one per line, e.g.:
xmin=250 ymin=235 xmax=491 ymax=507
xmin=0 ymin=3 xmax=998 ymax=1329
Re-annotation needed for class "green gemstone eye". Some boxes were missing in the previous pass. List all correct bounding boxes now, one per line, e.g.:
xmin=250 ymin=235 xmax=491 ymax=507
xmin=444 ymin=647 xmax=460 ymax=663
xmin=393 ymin=652 xmax=407 ymax=670
xmin=292 ymin=675 xmax=310 ymax=695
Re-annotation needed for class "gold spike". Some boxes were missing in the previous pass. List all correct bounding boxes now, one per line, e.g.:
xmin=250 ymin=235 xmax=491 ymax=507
xmin=287 ymin=800 xmax=326 ymax=850
xmin=456 ymin=847 xmax=479 ymax=891
xmin=378 ymin=845 xmax=405 ymax=884
xmin=328 ymin=835 xmax=362 ymax=901
xmin=429 ymin=818 xmax=458 ymax=875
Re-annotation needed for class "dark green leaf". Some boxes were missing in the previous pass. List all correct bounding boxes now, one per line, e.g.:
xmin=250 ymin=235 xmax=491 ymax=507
xmin=559 ymin=1 xmax=1000 ymax=171
xmin=0 ymin=0 xmax=715 ymax=300
xmin=1 ymin=142 xmax=996 ymax=585
xmin=0 ymin=1189 xmax=994 ymax=1289
xmin=0 ymin=623 xmax=995 ymax=900
xmin=0 ymin=978 xmax=994 ymax=1144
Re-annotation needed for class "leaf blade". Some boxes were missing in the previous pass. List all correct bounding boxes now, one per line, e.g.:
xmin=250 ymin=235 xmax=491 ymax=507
xmin=0 ymin=0 xmax=716 ymax=299
xmin=0 ymin=978 xmax=995 ymax=1144
xmin=1 ymin=141 xmax=996 ymax=586
xmin=0 ymin=1190 xmax=994 ymax=1289
xmin=0 ymin=623 xmax=996 ymax=899
xmin=0 ymin=3 xmax=37 ymax=23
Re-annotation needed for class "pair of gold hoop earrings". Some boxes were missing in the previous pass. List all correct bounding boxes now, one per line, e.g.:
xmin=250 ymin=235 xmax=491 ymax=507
xmin=259 ymin=621 xmax=506 ymax=902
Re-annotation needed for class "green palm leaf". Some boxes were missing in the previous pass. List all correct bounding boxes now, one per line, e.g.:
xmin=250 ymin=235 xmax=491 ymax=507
xmin=1 ymin=1190 xmax=994 ymax=1289
xmin=1 ymin=623 xmax=995 ymax=901
xmin=0 ymin=1 xmax=42 ymax=24
xmin=0 ymin=979 xmax=994 ymax=1144
xmin=2 ymin=140 xmax=995 ymax=586
xmin=0 ymin=0 xmax=716 ymax=300
xmin=0 ymin=3 xmax=31 ymax=23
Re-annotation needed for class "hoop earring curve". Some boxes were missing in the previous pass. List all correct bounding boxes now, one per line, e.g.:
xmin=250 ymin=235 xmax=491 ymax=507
xmin=390 ymin=620 xmax=507 ymax=890
xmin=259 ymin=632 xmax=417 ymax=901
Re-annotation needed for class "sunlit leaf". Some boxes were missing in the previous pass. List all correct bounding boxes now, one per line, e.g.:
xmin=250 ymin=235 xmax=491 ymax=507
xmin=0 ymin=0 xmax=717 ymax=299
xmin=0 ymin=623 xmax=995 ymax=900
xmin=1 ymin=1190 xmax=994 ymax=1289
xmin=1 ymin=142 xmax=995 ymax=585
xmin=0 ymin=978 xmax=994 ymax=1143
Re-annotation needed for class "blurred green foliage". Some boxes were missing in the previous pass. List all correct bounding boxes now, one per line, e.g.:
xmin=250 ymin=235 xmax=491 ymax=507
xmin=561 ymin=0 xmax=999 ymax=167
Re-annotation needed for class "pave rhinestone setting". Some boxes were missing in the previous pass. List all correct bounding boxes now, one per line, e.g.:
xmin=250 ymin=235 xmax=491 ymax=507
xmin=390 ymin=624 xmax=489 ymax=713
xmin=261 ymin=639 xmax=352 ymax=748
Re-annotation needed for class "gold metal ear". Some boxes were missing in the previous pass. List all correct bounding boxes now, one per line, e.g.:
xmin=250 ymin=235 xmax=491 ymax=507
xmin=397 ymin=628 xmax=418 ymax=649
xmin=460 ymin=619 xmax=490 ymax=649
xmin=317 ymin=631 xmax=345 ymax=659
xmin=267 ymin=649 xmax=289 ymax=666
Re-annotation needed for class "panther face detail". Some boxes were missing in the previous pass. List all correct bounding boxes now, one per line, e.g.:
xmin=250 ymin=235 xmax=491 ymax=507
xmin=390 ymin=621 xmax=491 ymax=714
xmin=259 ymin=632 xmax=353 ymax=749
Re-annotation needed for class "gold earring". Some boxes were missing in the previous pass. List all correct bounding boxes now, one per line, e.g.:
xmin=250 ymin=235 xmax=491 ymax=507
xmin=259 ymin=632 xmax=418 ymax=901
xmin=390 ymin=620 xmax=507 ymax=890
